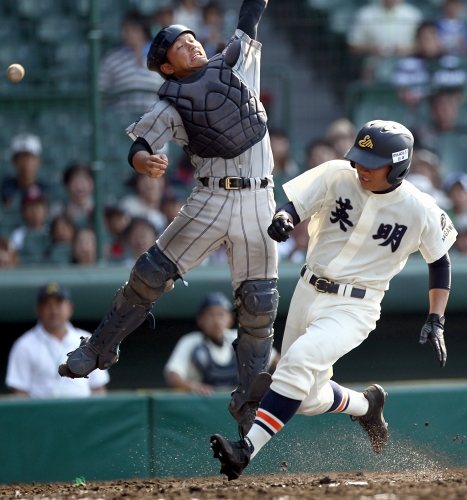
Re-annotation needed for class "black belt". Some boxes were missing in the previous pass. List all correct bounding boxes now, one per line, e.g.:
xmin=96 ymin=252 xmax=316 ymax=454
xmin=300 ymin=265 xmax=366 ymax=299
xmin=199 ymin=176 xmax=268 ymax=190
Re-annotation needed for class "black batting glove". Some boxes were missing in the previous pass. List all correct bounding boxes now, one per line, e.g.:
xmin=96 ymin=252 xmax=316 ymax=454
xmin=419 ymin=313 xmax=447 ymax=368
xmin=267 ymin=213 xmax=294 ymax=242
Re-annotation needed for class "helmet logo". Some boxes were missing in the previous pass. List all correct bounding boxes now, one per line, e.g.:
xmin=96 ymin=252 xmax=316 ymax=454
xmin=46 ymin=282 xmax=59 ymax=294
xmin=358 ymin=135 xmax=373 ymax=149
xmin=392 ymin=148 xmax=409 ymax=163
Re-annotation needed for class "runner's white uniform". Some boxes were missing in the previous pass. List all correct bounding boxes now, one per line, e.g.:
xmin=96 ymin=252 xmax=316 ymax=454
xmin=126 ymin=29 xmax=278 ymax=289
xmin=270 ymin=160 xmax=457 ymax=415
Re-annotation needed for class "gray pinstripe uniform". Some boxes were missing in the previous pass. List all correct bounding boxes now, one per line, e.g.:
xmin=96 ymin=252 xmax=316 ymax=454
xmin=127 ymin=29 xmax=278 ymax=289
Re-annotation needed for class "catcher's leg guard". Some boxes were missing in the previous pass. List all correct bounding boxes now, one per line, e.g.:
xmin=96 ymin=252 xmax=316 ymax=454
xmin=58 ymin=245 xmax=179 ymax=378
xmin=229 ymin=279 xmax=279 ymax=435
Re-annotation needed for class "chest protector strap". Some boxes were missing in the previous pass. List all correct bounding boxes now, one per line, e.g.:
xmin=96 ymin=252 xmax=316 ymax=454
xmin=158 ymin=50 xmax=267 ymax=159
xmin=191 ymin=341 xmax=239 ymax=387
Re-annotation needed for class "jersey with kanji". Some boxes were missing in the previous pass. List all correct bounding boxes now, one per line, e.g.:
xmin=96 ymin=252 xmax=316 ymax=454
xmin=283 ymin=160 xmax=457 ymax=292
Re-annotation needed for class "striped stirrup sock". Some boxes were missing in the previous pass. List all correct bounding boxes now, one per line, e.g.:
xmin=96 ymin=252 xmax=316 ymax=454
xmin=326 ymin=380 xmax=369 ymax=416
xmin=246 ymin=389 xmax=302 ymax=459
xmin=326 ymin=380 xmax=351 ymax=413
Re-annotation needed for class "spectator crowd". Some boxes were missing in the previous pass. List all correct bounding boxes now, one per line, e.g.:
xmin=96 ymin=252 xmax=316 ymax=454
xmin=346 ymin=1 xmax=467 ymax=168
xmin=343 ymin=0 xmax=467 ymax=253
xmin=3 ymin=0 xmax=467 ymax=268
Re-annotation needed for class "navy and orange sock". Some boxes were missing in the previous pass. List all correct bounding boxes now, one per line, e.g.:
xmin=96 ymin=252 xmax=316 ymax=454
xmin=246 ymin=389 xmax=302 ymax=458
xmin=326 ymin=381 xmax=369 ymax=417
xmin=326 ymin=380 xmax=350 ymax=413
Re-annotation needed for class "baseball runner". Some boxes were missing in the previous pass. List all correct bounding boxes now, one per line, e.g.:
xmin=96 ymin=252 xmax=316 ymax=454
xmin=58 ymin=0 xmax=278 ymax=435
xmin=210 ymin=120 xmax=457 ymax=480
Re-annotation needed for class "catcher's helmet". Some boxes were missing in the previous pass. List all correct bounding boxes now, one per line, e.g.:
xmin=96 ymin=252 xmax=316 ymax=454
xmin=147 ymin=24 xmax=196 ymax=78
xmin=344 ymin=120 xmax=414 ymax=185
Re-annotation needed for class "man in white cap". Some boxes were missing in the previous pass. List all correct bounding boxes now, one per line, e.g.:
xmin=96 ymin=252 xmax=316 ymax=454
xmin=6 ymin=282 xmax=110 ymax=398
xmin=1 ymin=133 xmax=49 ymax=210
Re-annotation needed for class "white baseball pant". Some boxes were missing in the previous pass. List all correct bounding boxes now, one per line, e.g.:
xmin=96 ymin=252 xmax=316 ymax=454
xmin=270 ymin=275 xmax=385 ymax=416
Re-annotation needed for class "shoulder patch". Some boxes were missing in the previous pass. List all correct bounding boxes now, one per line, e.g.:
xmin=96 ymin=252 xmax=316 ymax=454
xmin=440 ymin=213 xmax=446 ymax=230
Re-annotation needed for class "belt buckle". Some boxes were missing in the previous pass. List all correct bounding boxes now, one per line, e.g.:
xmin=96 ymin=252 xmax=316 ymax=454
xmin=224 ymin=177 xmax=242 ymax=190
xmin=314 ymin=277 xmax=329 ymax=293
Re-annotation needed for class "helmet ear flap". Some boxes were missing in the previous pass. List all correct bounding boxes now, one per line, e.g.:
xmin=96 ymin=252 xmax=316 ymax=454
xmin=387 ymin=163 xmax=410 ymax=185
xmin=147 ymin=25 xmax=195 ymax=78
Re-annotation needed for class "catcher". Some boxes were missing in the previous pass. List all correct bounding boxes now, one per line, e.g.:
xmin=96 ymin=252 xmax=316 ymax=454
xmin=59 ymin=0 xmax=278 ymax=436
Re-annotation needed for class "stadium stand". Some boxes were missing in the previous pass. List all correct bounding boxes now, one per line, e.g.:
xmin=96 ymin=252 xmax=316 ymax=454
xmin=2 ymin=0 xmax=467 ymax=255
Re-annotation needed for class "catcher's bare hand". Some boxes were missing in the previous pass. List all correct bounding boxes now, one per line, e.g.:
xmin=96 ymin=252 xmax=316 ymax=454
xmin=268 ymin=212 xmax=294 ymax=242
xmin=133 ymin=151 xmax=168 ymax=178
xmin=419 ymin=313 xmax=447 ymax=368
xmin=144 ymin=153 xmax=168 ymax=178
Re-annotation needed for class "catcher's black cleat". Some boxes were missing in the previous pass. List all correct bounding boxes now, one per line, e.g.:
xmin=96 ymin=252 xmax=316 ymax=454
xmin=351 ymin=384 xmax=388 ymax=454
xmin=210 ymin=434 xmax=253 ymax=481
xmin=58 ymin=336 xmax=119 ymax=379
xmin=229 ymin=372 xmax=272 ymax=436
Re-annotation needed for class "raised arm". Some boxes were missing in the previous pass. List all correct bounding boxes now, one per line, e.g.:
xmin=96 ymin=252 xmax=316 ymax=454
xmin=237 ymin=0 xmax=268 ymax=40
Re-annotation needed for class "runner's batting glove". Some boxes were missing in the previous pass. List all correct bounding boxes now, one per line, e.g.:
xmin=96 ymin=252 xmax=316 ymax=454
xmin=419 ymin=313 xmax=447 ymax=368
xmin=267 ymin=213 xmax=294 ymax=242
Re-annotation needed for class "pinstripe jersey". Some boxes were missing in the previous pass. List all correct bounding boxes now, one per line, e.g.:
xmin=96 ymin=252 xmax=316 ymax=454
xmin=127 ymin=30 xmax=274 ymax=180
xmin=125 ymin=29 xmax=278 ymax=289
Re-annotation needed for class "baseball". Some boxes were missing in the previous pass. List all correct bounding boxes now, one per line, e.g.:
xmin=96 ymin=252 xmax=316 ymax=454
xmin=6 ymin=64 xmax=25 ymax=83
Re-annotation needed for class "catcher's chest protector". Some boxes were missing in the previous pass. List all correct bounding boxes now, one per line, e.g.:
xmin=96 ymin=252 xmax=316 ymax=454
xmin=158 ymin=53 xmax=267 ymax=159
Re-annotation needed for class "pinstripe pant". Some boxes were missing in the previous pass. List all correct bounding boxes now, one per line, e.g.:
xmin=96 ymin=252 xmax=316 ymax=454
xmin=157 ymin=184 xmax=278 ymax=290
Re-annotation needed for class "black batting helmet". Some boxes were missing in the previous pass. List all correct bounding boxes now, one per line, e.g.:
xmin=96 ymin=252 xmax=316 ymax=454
xmin=147 ymin=24 xmax=196 ymax=78
xmin=344 ymin=120 xmax=414 ymax=185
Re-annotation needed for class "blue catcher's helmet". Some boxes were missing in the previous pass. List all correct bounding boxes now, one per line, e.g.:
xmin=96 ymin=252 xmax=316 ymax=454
xmin=147 ymin=24 xmax=196 ymax=79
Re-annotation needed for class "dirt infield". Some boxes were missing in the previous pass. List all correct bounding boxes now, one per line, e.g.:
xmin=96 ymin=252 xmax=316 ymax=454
xmin=2 ymin=468 xmax=467 ymax=500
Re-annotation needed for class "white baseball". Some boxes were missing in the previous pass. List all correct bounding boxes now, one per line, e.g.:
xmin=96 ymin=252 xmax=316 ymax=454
xmin=6 ymin=64 xmax=25 ymax=83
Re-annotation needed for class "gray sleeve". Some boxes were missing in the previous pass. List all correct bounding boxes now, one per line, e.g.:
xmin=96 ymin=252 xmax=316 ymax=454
xmin=126 ymin=100 xmax=189 ymax=151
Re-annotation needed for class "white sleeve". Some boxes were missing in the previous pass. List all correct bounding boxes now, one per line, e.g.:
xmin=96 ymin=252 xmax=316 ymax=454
xmin=5 ymin=337 xmax=32 ymax=393
xmin=232 ymin=29 xmax=262 ymax=98
xmin=126 ymin=100 xmax=189 ymax=152
xmin=419 ymin=205 xmax=457 ymax=263
xmin=282 ymin=162 xmax=330 ymax=221
xmin=88 ymin=367 xmax=110 ymax=389
xmin=164 ymin=333 xmax=203 ymax=380
xmin=10 ymin=227 xmax=26 ymax=250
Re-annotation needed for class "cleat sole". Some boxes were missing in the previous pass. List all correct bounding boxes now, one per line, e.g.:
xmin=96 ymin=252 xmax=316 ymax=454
xmin=58 ymin=363 xmax=77 ymax=379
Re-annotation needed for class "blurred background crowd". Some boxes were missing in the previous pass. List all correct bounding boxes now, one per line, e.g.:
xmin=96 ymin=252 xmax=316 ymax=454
xmin=2 ymin=0 xmax=467 ymax=269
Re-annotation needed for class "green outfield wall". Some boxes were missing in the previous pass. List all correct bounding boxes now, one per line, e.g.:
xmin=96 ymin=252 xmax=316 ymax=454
xmin=1 ymin=382 xmax=466 ymax=485
xmin=1 ymin=256 xmax=467 ymax=323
